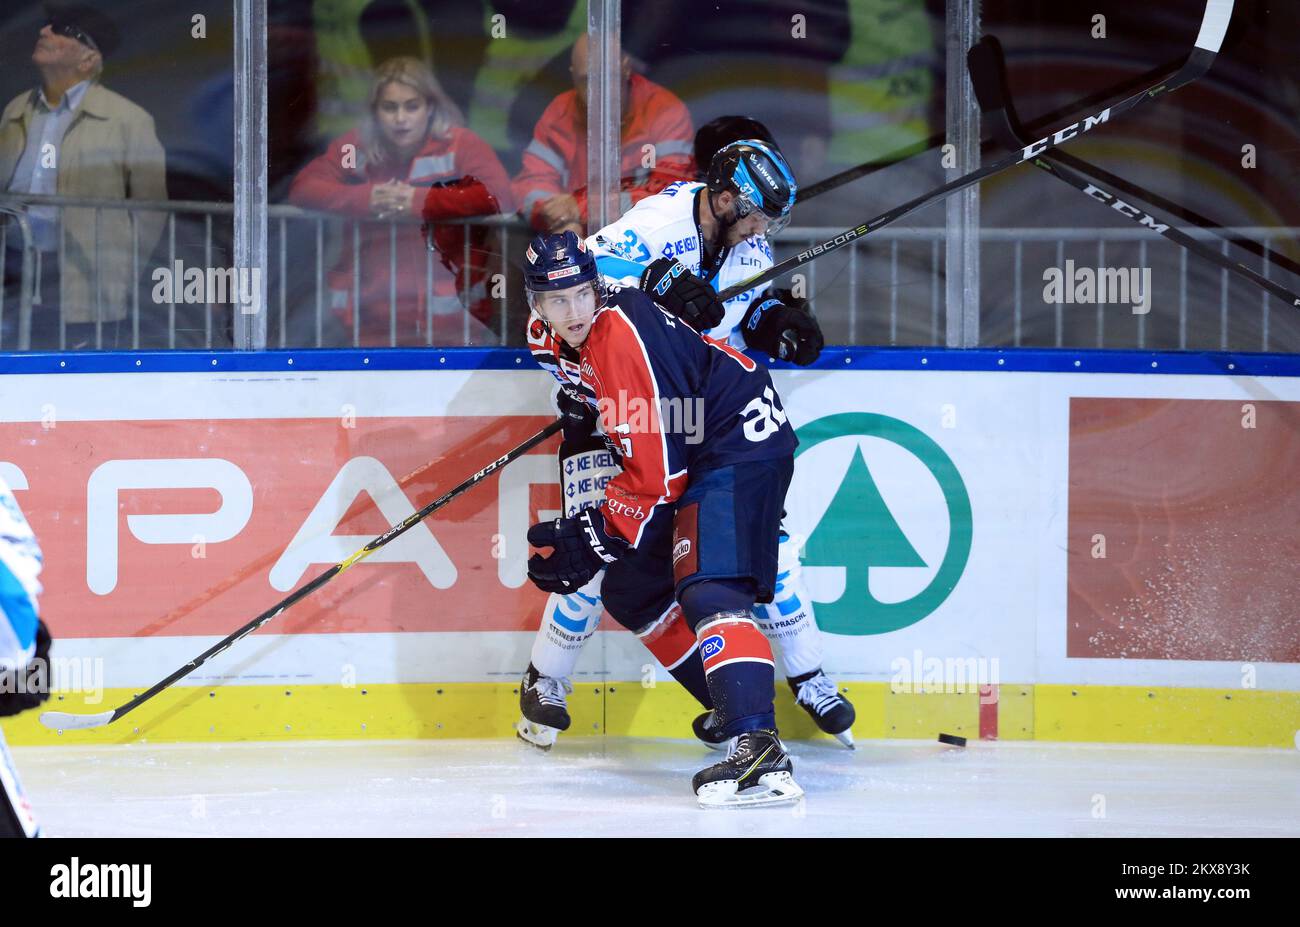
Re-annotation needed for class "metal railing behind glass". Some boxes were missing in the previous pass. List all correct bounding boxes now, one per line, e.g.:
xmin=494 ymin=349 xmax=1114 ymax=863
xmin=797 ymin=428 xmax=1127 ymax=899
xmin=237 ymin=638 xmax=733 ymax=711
xmin=0 ymin=205 xmax=35 ymax=351
xmin=2 ymin=192 xmax=1297 ymax=353
xmin=0 ymin=193 xmax=521 ymax=352
xmin=778 ymin=224 xmax=1300 ymax=352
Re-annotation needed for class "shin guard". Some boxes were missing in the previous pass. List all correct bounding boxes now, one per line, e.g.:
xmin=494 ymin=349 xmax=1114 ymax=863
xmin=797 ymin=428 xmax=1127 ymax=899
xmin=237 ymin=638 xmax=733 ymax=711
xmin=696 ymin=610 xmax=776 ymax=737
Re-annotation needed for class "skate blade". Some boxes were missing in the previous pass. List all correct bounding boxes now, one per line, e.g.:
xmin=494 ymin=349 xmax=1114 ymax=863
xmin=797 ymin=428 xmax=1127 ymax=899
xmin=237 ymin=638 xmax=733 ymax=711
xmin=833 ymin=729 xmax=856 ymax=750
xmin=515 ymin=717 xmax=560 ymax=751
xmin=699 ymin=737 xmax=729 ymax=752
xmin=696 ymin=771 xmax=804 ymax=809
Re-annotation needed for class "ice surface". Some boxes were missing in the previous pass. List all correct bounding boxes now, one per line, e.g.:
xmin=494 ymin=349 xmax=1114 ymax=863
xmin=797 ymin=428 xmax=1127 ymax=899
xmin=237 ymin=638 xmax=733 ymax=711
xmin=14 ymin=738 xmax=1300 ymax=837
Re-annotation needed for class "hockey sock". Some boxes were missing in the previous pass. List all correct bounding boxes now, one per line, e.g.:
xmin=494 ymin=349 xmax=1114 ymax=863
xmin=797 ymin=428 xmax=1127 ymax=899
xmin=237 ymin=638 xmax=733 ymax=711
xmin=636 ymin=603 xmax=712 ymax=708
xmin=695 ymin=610 xmax=776 ymax=738
xmin=756 ymin=536 xmax=825 ymax=679
xmin=529 ymin=572 xmax=604 ymax=680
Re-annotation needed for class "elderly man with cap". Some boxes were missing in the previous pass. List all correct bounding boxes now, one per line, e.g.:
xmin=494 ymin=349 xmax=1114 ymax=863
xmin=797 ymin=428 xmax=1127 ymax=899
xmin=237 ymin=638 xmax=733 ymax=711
xmin=0 ymin=3 xmax=167 ymax=350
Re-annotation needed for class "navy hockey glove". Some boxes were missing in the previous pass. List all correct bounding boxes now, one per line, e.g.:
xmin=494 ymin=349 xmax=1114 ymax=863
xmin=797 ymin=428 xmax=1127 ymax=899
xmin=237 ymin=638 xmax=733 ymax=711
xmin=640 ymin=258 xmax=727 ymax=332
xmin=527 ymin=509 xmax=628 ymax=593
xmin=743 ymin=295 xmax=825 ymax=366
xmin=0 ymin=620 xmax=51 ymax=717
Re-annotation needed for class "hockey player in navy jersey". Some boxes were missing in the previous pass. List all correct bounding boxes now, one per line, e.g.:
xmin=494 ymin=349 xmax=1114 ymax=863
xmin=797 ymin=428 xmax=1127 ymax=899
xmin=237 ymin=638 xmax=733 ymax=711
xmin=516 ymin=121 xmax=854 ymax=752
xmin=0 ymin=477 xmax=49 ymax=838
xmin=523 ymin=231 xmax=802 ymax=806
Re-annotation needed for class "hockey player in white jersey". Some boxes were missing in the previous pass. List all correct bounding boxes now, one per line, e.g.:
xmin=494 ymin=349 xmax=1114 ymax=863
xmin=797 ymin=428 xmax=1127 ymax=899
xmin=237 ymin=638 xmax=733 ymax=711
xmin=517 ymin=119 xmax=855 ymax=751
xmin=0 ymin=477 xmax=49 ymax=838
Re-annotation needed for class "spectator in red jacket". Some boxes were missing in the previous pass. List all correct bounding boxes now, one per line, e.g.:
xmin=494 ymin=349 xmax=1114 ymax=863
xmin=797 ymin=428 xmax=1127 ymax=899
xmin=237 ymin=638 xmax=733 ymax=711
xmin=289 ymin=57 xmax=513 ymax=346
xmin=512 ymin=36 xmax=694 ymax=236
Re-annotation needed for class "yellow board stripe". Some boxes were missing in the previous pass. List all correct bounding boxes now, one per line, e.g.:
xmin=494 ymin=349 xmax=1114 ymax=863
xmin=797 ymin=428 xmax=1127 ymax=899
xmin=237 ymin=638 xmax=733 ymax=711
xmin=1033 ymin=684 xmax=1300 ymax=747
xmin=2 ymin=682 xmax=1296 ymax=748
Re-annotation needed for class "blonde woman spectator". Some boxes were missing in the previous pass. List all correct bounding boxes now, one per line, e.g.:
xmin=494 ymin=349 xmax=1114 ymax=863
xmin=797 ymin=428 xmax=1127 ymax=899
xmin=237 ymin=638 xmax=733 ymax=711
xmin=290 ymin=57 xmax=513 ymax=346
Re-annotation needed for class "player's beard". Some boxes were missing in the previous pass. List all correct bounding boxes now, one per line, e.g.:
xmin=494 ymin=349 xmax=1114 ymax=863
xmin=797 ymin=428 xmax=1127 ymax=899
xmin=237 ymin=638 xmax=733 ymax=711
xmin=705 ymin=192 xmax=739 ymax=251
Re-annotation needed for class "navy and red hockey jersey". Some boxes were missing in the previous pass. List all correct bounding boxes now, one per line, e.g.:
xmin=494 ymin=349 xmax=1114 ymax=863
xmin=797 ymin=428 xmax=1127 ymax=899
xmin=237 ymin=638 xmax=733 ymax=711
xmin=528 ymin=286 xmax=796 ymax=546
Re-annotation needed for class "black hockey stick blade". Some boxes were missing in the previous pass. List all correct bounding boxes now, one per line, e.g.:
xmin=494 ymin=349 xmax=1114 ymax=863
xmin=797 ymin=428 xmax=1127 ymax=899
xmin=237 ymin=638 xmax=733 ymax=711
xmin=967 ymin=36 xmax=1023 ymax=134
xmin=968 ymin=29 xmax=1300 ymax=310
xmin=39 ymin=417 xmax=565 ymax=732
xmin=718 ymin=0 xmax=1235 ymax=303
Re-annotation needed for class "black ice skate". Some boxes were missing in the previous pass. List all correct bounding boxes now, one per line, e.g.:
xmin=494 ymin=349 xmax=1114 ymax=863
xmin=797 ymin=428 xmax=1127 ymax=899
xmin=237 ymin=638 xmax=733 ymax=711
xmin=790 ymin=670 xmax=856 ymax=749
xmin=515 ymin=663 xmax=572 ymax=751
xmin=691 ymin=710 xmax=729 ymax=750
xmin=692 ymin=729 xmax=803 ymax=808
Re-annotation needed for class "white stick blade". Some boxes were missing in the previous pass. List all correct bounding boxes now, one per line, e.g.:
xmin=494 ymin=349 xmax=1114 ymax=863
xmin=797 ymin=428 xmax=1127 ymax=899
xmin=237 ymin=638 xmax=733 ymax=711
xmin=1194 ymin=0 xmax=1234 ymax=53
xmin=39 ymin=709 xmax=115 ymax=731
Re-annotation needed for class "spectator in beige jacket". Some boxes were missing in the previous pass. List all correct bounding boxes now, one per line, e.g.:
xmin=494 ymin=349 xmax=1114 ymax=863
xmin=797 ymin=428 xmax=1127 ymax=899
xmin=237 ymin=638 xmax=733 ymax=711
xmin=0 ymin=5 xmax=167 ymax=350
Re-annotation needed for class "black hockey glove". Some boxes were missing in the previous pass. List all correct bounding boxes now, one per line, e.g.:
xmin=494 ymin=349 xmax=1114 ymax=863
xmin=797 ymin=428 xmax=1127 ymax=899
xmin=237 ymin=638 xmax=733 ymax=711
xmin=556 ymin=385 xmax=598 ymax=446
xmin=742 ymin=294 xmax=825 ymax=366
xmin=527 ymin=508 xmax=628 ymax=593
xmin=639 ymin=257 xmax=727 ymax=332
xmin=0 ymin=620 xmax=51 ymax=717
xmin=771 ymin=287 xmax=808 ymax=313
xmin=557 ymin=387 xmax=624 ymax=466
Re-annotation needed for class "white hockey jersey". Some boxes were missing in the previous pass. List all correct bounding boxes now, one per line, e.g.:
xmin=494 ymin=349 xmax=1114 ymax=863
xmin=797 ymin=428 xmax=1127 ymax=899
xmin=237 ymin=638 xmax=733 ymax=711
xmin=585 ymin=181 xmax=773 ymax=347
xmin=0 ymin=478 xmax=42 ymax=668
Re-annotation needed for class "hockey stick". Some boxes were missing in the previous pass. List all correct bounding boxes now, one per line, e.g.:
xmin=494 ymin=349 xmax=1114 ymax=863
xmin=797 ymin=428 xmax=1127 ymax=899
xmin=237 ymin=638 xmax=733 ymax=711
xmin=718 ymin=0 xmax=1236 ymax=304
xmin=131 ymin=418 xmax=516 ymax=640
xmin=39 ymin=418 xmax=565 ymax=731
xmin=1009 ymin=113 xmax=1300 ymax=286
xmin=797 ymin=135 xmax=938 ymax=203
xmin=966 ymin=34 xmax=1300 ymax=311
xmin=1019 ymin=142 xmax=1300 ymax=284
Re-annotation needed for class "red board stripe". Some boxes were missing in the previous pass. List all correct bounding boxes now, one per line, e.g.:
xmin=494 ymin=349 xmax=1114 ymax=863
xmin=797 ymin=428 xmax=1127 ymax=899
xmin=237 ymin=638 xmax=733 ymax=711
xmin=979 ymin=684 xmax=999 ymax=740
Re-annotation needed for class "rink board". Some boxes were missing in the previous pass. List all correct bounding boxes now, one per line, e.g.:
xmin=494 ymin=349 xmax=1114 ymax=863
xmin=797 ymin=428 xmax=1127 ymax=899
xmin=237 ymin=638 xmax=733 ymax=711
xmin=0 ymin=347 xmax=1296 ymax=747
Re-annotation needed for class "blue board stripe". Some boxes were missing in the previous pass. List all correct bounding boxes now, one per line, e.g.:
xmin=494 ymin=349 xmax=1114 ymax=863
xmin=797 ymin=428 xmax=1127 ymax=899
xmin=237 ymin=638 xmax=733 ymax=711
xmin=0 ymin=346 xmax=1296 ymax=377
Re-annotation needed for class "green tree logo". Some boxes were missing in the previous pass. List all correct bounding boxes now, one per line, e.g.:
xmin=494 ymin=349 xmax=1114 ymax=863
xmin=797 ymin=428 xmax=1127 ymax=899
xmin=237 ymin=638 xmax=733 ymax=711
xmin=795 ymin=413 xmax=972 ymax=635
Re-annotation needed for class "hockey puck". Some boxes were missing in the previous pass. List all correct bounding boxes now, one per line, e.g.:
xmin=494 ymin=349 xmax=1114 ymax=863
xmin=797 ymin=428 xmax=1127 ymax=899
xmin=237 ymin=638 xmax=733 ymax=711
xmin=937 ymin=733 xmax=967 ymax=747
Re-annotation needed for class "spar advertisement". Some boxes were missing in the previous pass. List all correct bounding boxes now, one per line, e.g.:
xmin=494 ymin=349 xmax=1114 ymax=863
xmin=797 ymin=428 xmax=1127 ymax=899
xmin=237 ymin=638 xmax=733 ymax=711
xmin=1 ymin=357 xmax=1297 ymax=693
